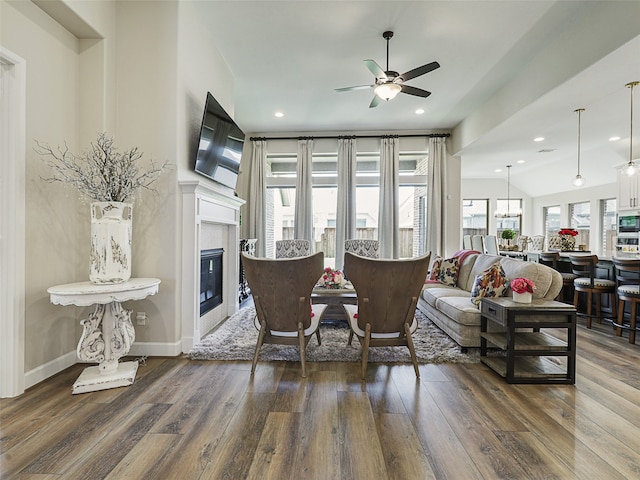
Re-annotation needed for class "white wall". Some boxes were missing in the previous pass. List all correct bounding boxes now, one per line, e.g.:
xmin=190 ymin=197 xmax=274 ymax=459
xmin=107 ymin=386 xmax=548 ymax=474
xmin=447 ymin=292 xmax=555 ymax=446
xmin=1 ymin=0 xmax=237 ymax=393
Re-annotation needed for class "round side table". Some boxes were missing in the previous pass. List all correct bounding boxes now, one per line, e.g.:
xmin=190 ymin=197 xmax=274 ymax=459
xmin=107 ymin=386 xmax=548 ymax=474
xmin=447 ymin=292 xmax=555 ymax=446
xmin=48 ymin=278 xmax=160 ymax=394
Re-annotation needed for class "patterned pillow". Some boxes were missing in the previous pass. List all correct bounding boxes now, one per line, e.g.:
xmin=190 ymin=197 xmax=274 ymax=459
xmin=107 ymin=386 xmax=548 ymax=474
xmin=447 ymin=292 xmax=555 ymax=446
xmin=470 ymin=263 xmax=509 ymax=306
xmin=428 ymin=256 xmax=443 ymax=281
xmin=435 ymin=256 xmax=459 ymax=287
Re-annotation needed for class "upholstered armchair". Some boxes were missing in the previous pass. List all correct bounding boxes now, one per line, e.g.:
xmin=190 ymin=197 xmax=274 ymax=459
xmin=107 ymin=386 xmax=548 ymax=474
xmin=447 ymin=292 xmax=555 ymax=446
xmin=241 ymin=251 xmax=328 ymax=377
xmin=344 ymin=239 xmax=379 ymax=258
xmin=530 ymin=235 xmax=545 ymax=251
xmin=275 ymin=239 xmax=311 ymax=258
xmin=342 ymin=252 xmax=431 ymax=379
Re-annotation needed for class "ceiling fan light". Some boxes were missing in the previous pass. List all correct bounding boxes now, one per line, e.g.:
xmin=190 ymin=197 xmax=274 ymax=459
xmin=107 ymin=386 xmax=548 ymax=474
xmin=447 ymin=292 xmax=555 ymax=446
xmin=572 ymin=174 xmax=585 ymax=187
xmin=375 ymin=83 xmax=402 ymax=101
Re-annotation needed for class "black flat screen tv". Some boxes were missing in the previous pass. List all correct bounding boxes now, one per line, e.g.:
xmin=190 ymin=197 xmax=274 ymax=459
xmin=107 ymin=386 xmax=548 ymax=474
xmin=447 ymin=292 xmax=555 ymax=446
xmin=194 ymin=92 xmax=245 ymax=190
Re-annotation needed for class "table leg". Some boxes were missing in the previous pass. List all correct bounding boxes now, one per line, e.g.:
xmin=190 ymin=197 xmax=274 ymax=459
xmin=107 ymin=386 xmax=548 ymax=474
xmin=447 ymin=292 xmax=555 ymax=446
xmin=73 ymin=301 xmax=138 ymax=394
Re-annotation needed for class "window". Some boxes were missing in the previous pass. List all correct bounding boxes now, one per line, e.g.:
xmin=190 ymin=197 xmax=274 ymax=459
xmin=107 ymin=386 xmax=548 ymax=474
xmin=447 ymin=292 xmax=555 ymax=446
xmin=601 ymin=198 xmax=616 ymax=256
xmin=265 ymin=148 xmax=428 ymax=263
xmin=496 ymin=199 xmax=522 ymax=236
xmin=544 ymin=206 xmax=561 ymax=239
xmin=570 ymin=201 xmax=590 ymax=248
xmin=463 ymin=199 xmax=488 ymax=236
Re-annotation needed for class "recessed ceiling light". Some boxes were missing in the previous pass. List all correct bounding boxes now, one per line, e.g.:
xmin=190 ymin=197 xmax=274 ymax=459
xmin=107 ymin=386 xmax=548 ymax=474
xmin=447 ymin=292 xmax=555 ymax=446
xmin=534 ymin=137 xmax=544 ymax=142
xmin=415 ymin=109 xmax=425 ymax=115
xmin=495 ymin=168 xmax=503 ymax=173
xmin=274 ymin=112 xmax=284 ymax=118
xmin=517 ymin=160 xmax=525 ymax=164
xmin=609 ymin=136 xmax=621 ymax=141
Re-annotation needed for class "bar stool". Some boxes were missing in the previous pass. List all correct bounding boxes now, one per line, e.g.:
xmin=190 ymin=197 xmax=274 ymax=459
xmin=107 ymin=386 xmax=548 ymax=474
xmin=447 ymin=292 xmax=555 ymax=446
xmin=612 ymin=258 xmax=640 ymax=344
xmin=570 ymin=255 xmax=616 ymax=328
xmin=539 ymin=251 xmax=575 ymax=302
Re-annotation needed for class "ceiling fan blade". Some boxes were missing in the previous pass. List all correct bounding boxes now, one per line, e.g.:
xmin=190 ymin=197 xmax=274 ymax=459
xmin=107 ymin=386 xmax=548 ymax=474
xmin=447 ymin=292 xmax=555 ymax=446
xmin=364 ymin=59 xmax=387 ymax=80
xmin=400 ymin=61 xmax=440 ymax=82
xmin=369 ymin=95 xmax=382 ymax=108
xmin=335 ymin=85 xmax=373 ymax=93
xmin=401 ymin=84 xmax=432 ymax=98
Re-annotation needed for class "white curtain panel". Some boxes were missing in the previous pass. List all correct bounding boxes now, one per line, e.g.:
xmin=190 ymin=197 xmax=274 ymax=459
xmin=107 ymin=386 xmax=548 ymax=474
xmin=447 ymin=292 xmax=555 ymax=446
xmin=335 ymin=137 xmax=357 ymax=269
xmin=378 ymin=136 xmax=399 ymax=259
xmin=426 ymin=136 xmax=447 ymax=256
xmin=248 ymin=140 xmax=267 ymax=257
xmin=294 ymin=138 xmax=314 ymax=248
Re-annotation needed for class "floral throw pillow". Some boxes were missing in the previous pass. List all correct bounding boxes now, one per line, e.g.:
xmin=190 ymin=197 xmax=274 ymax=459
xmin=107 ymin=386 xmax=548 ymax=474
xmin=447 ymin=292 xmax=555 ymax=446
xmin=435 ymin=256 xmax=459 ymax=287
xmin=428 ymin=256 xmax=444 ymax=281
xmin=470 ymin=263 xmax=509 ymax=306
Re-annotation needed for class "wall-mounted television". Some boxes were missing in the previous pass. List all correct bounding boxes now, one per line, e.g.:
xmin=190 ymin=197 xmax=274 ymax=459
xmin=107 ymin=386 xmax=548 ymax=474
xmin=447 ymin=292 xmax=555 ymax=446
xmin=194 ymin=92 xmax=245 ymax=190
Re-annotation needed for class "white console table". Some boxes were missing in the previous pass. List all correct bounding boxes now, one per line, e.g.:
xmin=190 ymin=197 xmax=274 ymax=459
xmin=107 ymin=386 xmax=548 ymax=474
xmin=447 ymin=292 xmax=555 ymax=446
xmin=48 ymin=277 xmax=160 ymax=394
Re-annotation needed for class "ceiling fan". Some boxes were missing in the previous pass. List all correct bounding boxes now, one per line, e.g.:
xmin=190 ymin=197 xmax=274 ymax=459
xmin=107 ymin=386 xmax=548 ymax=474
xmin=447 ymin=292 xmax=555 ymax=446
xmin=335 ymin=30 xmax=440 ymax=108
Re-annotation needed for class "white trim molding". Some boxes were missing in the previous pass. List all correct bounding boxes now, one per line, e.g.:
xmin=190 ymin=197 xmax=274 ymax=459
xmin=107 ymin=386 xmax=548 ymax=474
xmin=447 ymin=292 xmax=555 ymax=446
xmin=179 ymin=180 xmax=245 ymax=352
xmin=0 ymin=48 xmax=27 ymax=398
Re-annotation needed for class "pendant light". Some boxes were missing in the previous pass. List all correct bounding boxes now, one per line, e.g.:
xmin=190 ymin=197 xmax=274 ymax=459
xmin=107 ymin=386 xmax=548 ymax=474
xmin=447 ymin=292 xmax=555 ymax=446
xmin=494 ymin=165 xmax=521 ymax=217
xmin=572 ymin=108 xmax=586 ymax=187
xmin=625 ymin=81 xmax=638 ymax=177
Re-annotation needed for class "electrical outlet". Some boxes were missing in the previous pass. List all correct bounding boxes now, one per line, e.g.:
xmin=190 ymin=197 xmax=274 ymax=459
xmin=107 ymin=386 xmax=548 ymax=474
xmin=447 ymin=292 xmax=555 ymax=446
xmin=136 ymin=312 xmax=147 ymax=326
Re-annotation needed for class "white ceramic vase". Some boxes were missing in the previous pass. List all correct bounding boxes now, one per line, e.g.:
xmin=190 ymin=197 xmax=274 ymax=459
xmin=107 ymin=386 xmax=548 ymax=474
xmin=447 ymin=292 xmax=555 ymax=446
xmin=512 ymin=291 xmax=532 ymax=303
xmin=89 ymin=202 xmax=132 ymax=284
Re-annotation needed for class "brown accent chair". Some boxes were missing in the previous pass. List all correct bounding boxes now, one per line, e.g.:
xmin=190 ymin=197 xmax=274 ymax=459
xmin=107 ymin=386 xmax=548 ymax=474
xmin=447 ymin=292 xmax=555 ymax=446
xmin=570 ymin=255 xmax=616 ymax=328
xmin=241 ymin=251 xmax=328 ymax=377
xmin=612 ymin=258 xmax=640 ymax=344
xmin=342 ymin=252 xmax=431 ymax=379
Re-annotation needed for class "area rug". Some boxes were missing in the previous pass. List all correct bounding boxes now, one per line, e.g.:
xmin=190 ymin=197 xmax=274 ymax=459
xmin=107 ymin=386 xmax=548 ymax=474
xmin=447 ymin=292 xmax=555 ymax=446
xmin=188 ymin=307 xmax=479 ymax=364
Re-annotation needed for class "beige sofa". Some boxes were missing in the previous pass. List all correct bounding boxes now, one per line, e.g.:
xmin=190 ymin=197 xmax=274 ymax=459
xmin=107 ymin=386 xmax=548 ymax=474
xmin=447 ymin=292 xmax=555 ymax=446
xmin=417 ymin=253 xmax=563 ymax=348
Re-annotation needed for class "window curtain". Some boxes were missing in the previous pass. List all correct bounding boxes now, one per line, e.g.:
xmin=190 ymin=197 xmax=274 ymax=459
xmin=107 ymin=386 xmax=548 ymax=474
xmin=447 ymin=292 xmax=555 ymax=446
xmin=426 ymin=136 xmax=447 ymax=256
xmin=335 ymin=137 xmax=357 ymax=269
xmin=294 ymin=138 xmax=314 ymax=249
xmin=378 ymin=136 xmax=399 ymax=259
xmin=248 ymin=140 xmax=267 ymax=257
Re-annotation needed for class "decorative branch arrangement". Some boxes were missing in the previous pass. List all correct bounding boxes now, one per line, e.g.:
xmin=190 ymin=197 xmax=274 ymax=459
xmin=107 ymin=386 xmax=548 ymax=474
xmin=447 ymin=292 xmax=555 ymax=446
xmin=35 ymin=133 xmax=169 ymax=203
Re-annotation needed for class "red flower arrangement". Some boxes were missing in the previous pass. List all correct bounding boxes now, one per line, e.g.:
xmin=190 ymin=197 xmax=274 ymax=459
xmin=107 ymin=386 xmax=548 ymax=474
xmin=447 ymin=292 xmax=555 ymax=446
xmin=511 ymin=277 xmax=536 ymax=294
xmin=317 ymin=267 xmax=345 ymax=289
xmin=558 ymin=228 xmax=579 ymax=236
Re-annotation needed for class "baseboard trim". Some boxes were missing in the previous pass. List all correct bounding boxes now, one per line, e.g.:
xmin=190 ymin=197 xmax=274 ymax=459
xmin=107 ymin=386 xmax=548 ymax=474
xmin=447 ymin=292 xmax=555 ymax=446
xmin=25 ymin=350 xmax=77 ymax=390
xmin=24 ymin=341 xmax=183 ymax=390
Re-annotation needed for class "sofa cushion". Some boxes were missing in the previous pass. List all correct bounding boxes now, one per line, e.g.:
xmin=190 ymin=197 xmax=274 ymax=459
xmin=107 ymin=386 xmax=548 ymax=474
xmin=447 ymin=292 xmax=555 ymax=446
xmin=499 ymin=257 xmax=555 ymax=298
xmin=470 ymin=263 xmax=509 ymax=305
xmin=435 ymin=296 xmax=482 ymax=327
xmin=422 ymin=283 xmax=470 ymax=308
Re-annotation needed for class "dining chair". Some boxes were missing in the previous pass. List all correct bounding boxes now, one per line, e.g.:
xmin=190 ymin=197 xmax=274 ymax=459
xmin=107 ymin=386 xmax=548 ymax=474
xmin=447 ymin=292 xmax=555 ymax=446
xmin=275 ymin=239 xmax=311 ymax=258
xmin=471 ymin=235 xmax=484 ymax=253
xmin=241 ymin=251 xmax=328 ymax=377
xmin=530 ymin=235 xmax=545 ymax=252
xmin=483 ymin=235 xmax=499 ymax=255
xmin=342 ymin=251 xmax=431 ymax=379
xmin=570 ymin=254 xmax=616 ymax=329
xmin=462 ymin=235 xmax=472 ymax=249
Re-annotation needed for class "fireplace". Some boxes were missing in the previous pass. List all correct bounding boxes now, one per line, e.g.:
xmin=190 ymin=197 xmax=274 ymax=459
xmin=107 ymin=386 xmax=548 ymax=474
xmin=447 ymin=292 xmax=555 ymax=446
xmin=200 ymin=248 xmax=223 ymax=316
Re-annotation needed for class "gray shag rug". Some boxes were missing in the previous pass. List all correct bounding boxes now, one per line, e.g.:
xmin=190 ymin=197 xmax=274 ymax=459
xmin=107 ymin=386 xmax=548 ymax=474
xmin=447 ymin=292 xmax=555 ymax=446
xmin=188 ymin=307 xmax=479 ymax=364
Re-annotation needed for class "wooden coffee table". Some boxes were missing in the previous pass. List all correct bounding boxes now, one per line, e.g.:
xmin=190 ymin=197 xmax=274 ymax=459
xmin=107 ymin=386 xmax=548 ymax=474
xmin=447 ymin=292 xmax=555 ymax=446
xmin=312 ymin=285 xmax=356 ymax=323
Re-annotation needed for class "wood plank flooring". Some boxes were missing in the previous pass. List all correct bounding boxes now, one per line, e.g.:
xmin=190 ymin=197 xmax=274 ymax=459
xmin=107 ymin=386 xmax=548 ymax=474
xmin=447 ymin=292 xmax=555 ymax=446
xmin=1 ymin=320 xmax=639 ymax=479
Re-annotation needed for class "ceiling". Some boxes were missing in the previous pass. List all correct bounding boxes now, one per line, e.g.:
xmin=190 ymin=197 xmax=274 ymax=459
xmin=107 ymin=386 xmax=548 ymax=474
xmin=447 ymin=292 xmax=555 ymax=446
xmin=196 ymin=1 xmax=640 ymax=197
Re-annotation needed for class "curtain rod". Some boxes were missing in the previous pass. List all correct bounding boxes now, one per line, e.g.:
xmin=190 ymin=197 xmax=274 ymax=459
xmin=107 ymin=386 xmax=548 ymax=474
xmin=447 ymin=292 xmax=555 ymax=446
xmin=249 ymin=133 xmax=450 ymax=141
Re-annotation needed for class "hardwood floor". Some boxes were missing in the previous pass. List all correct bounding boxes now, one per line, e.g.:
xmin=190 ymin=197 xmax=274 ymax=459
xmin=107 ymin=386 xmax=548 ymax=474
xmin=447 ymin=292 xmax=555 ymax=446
xmin=1 ymin=321 xmax=639 ymax=479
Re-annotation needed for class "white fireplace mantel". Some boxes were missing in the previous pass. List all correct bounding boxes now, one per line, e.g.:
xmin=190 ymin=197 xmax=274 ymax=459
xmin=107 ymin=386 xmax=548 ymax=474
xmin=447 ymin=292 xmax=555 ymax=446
xmin=180 ymin=180 xmax=245 ymax=352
